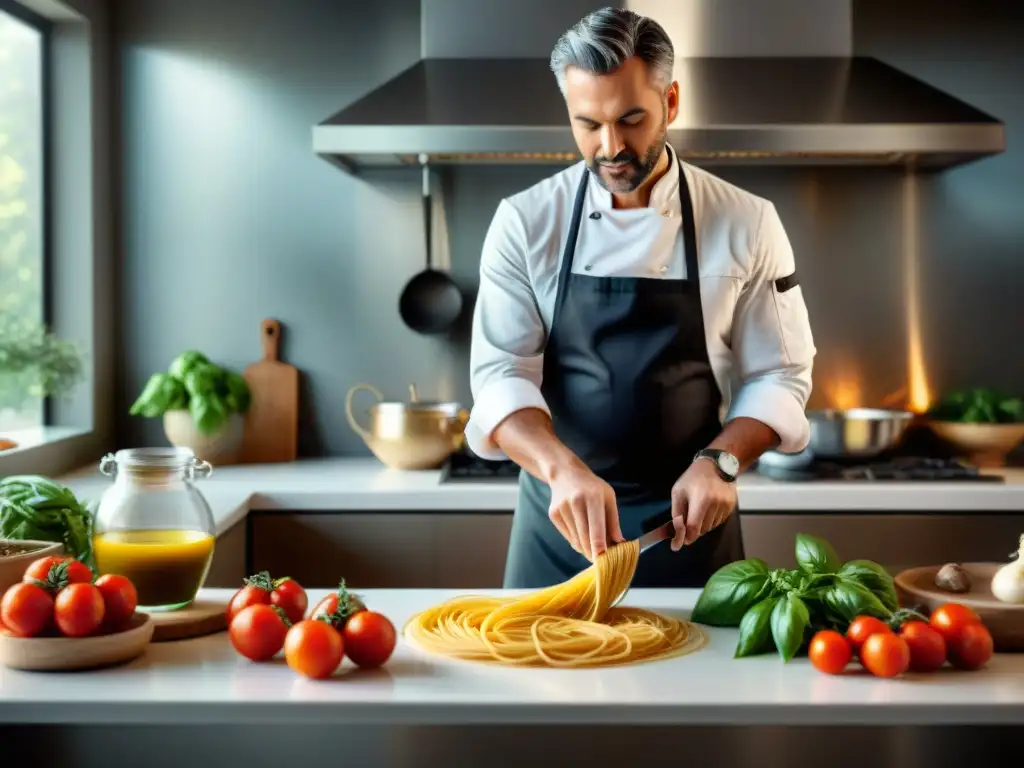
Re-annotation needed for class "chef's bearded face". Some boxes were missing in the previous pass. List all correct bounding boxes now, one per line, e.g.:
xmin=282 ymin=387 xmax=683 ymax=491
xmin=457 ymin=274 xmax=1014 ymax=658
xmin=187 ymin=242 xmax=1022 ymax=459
xmin=563 ymin=56 xmax=679 ymax=194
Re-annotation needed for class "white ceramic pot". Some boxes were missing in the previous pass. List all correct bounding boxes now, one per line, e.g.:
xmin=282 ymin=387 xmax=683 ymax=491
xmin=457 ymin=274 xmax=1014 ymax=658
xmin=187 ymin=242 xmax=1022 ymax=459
xmin=162 ymin=409 xmax=243 ymax=465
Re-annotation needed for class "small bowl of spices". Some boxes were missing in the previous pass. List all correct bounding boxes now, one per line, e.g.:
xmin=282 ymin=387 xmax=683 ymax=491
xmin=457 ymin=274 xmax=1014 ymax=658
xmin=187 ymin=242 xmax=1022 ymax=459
xmin=0 ymin=539 xmax=63 ymax=595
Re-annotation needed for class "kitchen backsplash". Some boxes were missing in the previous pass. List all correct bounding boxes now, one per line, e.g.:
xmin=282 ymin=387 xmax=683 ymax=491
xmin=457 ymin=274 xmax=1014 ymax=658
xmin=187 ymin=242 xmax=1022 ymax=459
xmin=114 ymin=0 xmax=1023 ymax=455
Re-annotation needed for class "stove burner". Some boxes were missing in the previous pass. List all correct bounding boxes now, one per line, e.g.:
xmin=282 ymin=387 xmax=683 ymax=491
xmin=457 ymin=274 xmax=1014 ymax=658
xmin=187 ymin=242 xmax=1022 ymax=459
xmin=443 ymin=451 xmax=520 ymax=483
xmin=755 ymin=456 xmax=1004 ymax=483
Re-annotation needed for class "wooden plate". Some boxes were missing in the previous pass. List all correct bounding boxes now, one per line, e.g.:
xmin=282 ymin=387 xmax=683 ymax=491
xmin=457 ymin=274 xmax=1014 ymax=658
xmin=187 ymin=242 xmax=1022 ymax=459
xmin=149 ymin=597 xmax=229 ymax=642
xmin=894 ymin=563 xmax=1024 ymax=651
xmin=0 ymin=612 xmax=154 ymax=671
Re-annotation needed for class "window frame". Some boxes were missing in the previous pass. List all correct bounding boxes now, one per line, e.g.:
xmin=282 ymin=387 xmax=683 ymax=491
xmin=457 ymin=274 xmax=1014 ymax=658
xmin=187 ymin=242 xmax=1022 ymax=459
xmin=0 ymin=0 xmax=115 ymax=479
xmin=0 ymin=0 xmax=55 ymax=428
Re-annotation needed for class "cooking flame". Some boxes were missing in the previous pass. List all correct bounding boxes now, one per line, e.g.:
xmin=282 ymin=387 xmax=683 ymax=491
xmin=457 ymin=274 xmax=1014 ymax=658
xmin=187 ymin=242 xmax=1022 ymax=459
xmin=903 ymin=171 xmax=932 ymax=414
xmin=822 ymin=365 xmax=862 ymax=411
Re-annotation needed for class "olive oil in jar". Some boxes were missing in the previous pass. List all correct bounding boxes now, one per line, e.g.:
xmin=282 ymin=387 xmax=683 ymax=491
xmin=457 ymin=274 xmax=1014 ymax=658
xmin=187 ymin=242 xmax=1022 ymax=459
xmin=93 ymin=529 xmax=215 ymax=610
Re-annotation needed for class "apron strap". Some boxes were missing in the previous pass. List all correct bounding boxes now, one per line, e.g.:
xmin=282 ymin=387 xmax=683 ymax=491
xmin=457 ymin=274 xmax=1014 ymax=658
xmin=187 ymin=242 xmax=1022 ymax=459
xmin=677 ymin=160 xmax=700 ymax=284
xmin=550 ymin=167 xmax=590 ymax=333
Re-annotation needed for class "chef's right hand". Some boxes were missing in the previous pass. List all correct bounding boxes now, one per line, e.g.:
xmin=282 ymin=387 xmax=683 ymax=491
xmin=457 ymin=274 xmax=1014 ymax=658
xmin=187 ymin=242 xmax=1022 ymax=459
xmin=547 ymin=465 xmax=625 ymax=562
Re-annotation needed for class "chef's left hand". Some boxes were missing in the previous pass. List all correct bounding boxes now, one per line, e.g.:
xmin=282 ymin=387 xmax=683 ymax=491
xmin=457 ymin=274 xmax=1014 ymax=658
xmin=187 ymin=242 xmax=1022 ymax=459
xmin=669 ymin=459 xmax=738 ymax=551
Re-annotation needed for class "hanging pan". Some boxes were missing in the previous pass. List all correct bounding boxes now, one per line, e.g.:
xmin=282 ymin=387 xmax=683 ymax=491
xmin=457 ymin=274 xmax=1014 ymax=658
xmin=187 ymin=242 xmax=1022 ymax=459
xmin=398 ymin=155 xmax=463 ymax=335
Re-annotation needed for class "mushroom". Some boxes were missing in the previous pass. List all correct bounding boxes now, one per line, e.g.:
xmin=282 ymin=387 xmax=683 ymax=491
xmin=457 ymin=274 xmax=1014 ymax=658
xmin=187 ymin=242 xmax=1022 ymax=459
xmin=935 ymin=563 xmax=971 ymax=593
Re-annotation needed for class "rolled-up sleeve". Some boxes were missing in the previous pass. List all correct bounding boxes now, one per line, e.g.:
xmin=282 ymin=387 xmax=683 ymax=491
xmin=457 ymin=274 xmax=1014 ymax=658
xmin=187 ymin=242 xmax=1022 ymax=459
xmin=726 ymin=201 xmax=816 ymax=454
xmin=464 ymin=200 xmax=550 ymax=460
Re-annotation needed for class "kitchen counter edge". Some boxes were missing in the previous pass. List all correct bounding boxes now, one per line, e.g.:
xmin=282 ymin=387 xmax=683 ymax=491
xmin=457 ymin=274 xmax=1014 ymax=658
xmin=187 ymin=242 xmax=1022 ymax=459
xmin=54 ymin=457 xmax=1024 ymax=537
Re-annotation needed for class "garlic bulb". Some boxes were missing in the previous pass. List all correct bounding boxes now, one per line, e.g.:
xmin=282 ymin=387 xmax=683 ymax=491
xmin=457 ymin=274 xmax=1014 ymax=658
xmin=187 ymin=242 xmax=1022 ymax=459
xmin=990 ymin=534 xmax=1024 ymax=604
xmin=936 ymin=563 xmax=971 ymax=593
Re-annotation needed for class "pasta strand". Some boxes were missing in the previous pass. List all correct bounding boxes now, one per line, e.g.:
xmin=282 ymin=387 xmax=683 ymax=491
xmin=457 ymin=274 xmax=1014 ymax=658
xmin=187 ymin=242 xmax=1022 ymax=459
xmin=403 ymin=539 xmax=708 ymax=668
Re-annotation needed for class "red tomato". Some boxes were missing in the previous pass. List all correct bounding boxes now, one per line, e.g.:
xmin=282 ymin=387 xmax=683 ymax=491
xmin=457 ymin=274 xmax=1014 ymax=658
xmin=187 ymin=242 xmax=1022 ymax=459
xmin=898 ymin=620 xmax=947 ymax=672
xmin=808 ymin=629 xmax=852 ymax=675
xmin=929 ymin=603 xmax=982 ymax=645
xmin=229 ymin=604 xmax=290 ymax=661
xmin=310 ymin=591 xmax=366 ymax=629
xmin=270 ymin=578 xmax=308 ymax=625
xmin=54 ymin=583 xmax=105 ymax=637
xmin=284 ymin=620 xmax=344 ymax=679
xmin=310 ymin=594 xmax=337 ymax=622
xmin=343 ymin=611 xmax=397 ymax=669
xmin=860 ymin=633 xmax=911 ymax=678
xmin=94 ymin=574 xmax=138 ymax=629
xmin=845 ymin=616 xmax=892 ymax=655
xmin=226 ymin=584 xmax=271 ymax=623
xmin=1 ymin=582 xmax=54 ymax=637
xmin=24 ymin=556 xmax=94 ymax=589
xmin=947 ymin=622 xmax=994 ymax=671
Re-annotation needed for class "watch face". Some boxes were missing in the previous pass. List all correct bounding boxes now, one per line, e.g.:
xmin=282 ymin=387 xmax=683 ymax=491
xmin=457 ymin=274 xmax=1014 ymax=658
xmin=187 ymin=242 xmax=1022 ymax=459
xmin=719 ymin=452 xmax=740 ymax=477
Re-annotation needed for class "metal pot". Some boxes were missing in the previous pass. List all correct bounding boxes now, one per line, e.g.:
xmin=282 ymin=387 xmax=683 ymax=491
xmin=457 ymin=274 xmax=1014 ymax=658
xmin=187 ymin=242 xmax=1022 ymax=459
xmin=807 ymin=408 xmax=914 ymax=458
xmin=758 ymin=407 xmax=914 ymax=470
xmin=345 ymin=382 xmax=468 ymax=470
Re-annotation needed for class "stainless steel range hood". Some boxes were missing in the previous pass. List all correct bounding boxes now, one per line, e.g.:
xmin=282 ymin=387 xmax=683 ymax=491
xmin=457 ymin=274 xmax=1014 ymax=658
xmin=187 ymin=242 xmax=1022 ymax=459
xmin=313 ymin=56 xmax=1004 ymax=173
xmin=313 ymin=1 xmax=1004 ymax=173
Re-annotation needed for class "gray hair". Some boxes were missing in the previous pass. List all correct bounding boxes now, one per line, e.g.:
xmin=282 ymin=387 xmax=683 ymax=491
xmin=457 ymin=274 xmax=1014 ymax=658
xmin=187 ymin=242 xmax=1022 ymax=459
xmin=550 ymin=7 xmax=674 ymax=96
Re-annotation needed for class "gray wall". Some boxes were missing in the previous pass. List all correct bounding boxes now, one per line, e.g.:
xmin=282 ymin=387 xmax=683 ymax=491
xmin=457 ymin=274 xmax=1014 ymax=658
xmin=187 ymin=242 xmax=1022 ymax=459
xmin=114 ymin=0 xmax=1024 ymax=455
xmin=852 ymin=0 xmax=1024 ymax=399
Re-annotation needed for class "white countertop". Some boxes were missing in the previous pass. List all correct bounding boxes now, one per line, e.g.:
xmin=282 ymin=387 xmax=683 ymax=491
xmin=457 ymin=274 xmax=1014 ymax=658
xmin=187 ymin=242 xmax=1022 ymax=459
xmin=55 ymin=457 xmax=1024 ymax=537
xmin=1 ymin=587 xmax=1022 ymax=726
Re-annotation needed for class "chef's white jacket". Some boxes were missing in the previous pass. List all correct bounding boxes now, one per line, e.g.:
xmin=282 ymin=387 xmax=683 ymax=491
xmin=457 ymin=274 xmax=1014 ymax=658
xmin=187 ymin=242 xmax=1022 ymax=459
xmin=466 ymin=148 xmax=816 ymax=462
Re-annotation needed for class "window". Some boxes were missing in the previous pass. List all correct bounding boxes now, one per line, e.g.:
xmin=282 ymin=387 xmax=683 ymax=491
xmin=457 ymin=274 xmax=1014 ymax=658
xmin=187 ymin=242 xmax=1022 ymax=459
xmin=0 ymin=1 xmax=50 ymax=433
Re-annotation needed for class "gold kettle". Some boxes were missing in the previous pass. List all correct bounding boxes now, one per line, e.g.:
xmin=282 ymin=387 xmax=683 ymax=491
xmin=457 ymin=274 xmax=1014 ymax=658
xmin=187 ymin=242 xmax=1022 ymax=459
xmin=345 ymin=383 xmax=469 ymax=470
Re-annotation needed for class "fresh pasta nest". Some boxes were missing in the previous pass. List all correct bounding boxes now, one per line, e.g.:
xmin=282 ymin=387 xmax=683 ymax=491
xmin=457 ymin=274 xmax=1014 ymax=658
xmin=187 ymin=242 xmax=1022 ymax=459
xmin=403 ymin=539 xmax=707 ymax=667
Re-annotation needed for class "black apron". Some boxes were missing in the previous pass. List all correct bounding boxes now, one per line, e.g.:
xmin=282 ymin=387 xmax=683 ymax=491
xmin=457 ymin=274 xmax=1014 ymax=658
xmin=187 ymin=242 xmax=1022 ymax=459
xmin=503 ymin=155 xmax=745 ymax=589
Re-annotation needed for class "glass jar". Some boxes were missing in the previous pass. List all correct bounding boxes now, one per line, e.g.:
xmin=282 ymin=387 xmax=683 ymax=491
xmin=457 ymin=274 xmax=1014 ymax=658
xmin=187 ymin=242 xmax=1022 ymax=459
xmin=92 ymin=447 xmax=217 ymax=612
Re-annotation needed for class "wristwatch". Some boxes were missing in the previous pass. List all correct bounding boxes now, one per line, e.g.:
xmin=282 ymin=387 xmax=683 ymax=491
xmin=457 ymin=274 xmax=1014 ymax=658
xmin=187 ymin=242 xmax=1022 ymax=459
xmin=693 ymin=449 xmax=740 ymax=482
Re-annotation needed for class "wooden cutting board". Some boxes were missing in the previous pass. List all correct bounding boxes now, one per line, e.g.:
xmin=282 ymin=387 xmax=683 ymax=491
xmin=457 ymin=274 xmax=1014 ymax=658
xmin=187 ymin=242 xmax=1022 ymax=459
xmin=149 ymin=598 xmax=230 ymax=642
xmin=241 ymin=318 xmax=299 ymax=463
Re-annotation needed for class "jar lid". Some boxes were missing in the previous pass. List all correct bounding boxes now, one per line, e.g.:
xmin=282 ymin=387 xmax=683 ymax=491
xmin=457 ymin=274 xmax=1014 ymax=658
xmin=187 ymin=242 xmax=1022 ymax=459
xmin=112 ymin=447 xmax=197 ymax=468
xmin=100 ymin=447 xmax=213 ymax=481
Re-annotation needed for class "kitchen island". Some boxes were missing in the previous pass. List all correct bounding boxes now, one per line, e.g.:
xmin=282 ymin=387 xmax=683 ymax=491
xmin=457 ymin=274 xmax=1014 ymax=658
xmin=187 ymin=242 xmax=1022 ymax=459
xmin=1 ymin=588 xmax=1022 ymax=767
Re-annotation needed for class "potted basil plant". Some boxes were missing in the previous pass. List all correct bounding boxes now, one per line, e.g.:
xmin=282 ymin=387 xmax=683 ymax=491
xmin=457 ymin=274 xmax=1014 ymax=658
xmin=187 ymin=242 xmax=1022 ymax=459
xmin=129 ymin=350 xmax=251 ymax=464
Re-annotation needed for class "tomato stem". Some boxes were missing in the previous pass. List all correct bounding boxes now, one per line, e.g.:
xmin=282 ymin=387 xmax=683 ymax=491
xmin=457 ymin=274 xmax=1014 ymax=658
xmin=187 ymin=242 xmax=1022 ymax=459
xmin=323 ymin=578 xmax=365 ymax=628
xmin=32 ymin=560 xmax=72 ymax=595
xmin=271 ymin=604 xmax=293 ymax=627
xmin=242 ymin=571 xmax=275 ymax=592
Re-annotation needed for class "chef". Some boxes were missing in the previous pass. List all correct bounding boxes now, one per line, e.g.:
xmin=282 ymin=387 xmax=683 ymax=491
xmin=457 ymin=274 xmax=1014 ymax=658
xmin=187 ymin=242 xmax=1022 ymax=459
xmin=464 ymin=7 xmax=816 ymax=589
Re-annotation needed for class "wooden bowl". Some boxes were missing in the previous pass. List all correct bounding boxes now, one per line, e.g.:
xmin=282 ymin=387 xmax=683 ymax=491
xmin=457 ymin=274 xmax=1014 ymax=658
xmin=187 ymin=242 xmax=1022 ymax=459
xmin=0 ymin=612 xmax=154 ymax=671
xmin=927 ymin=421 xmax=1024 ymax=467
xmin=0 ymin=539 xmax=63 ymax=595
xmin=894 ymin=563 xmax=1024 ymax=651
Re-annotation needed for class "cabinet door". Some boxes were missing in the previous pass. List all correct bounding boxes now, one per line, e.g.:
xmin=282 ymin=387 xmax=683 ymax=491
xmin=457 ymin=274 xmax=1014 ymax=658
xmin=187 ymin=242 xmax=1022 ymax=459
xmin=248 ymin=513 xmax=439 ymax=588
xmin=435 ymin=513 xmax=514 ymax=588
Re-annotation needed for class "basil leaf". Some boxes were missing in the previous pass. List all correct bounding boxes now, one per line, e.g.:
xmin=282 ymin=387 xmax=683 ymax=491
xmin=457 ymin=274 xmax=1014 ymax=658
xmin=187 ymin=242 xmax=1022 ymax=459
xmin=690 ymin=558 xmax=770 ymax=626
xmin=129 ymin=373 xmax=171 ymax=417
xmin=837 ymin=560 xmax=898 ymax=611
xmin=129 ymin=372 xmax=186 ymax=417
xmin=190 ymin=395 xmax=229 ymax=435
xmin=795 ymin=533 xmax=842 ymax=574
xmin=0 ymin=478 xmax=94 ymax=565
xmin=735 ymin=596 xmax=778 ymax=658
xmin=169 ymin=350 xmax=210 ymax=381
xmin=823 ymin=579 xmax=890 ymax=623
xmin=184 ymin=363 xmax=223 ymax=398
xmin=770 ymin=593 xmax=810 ymax=662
